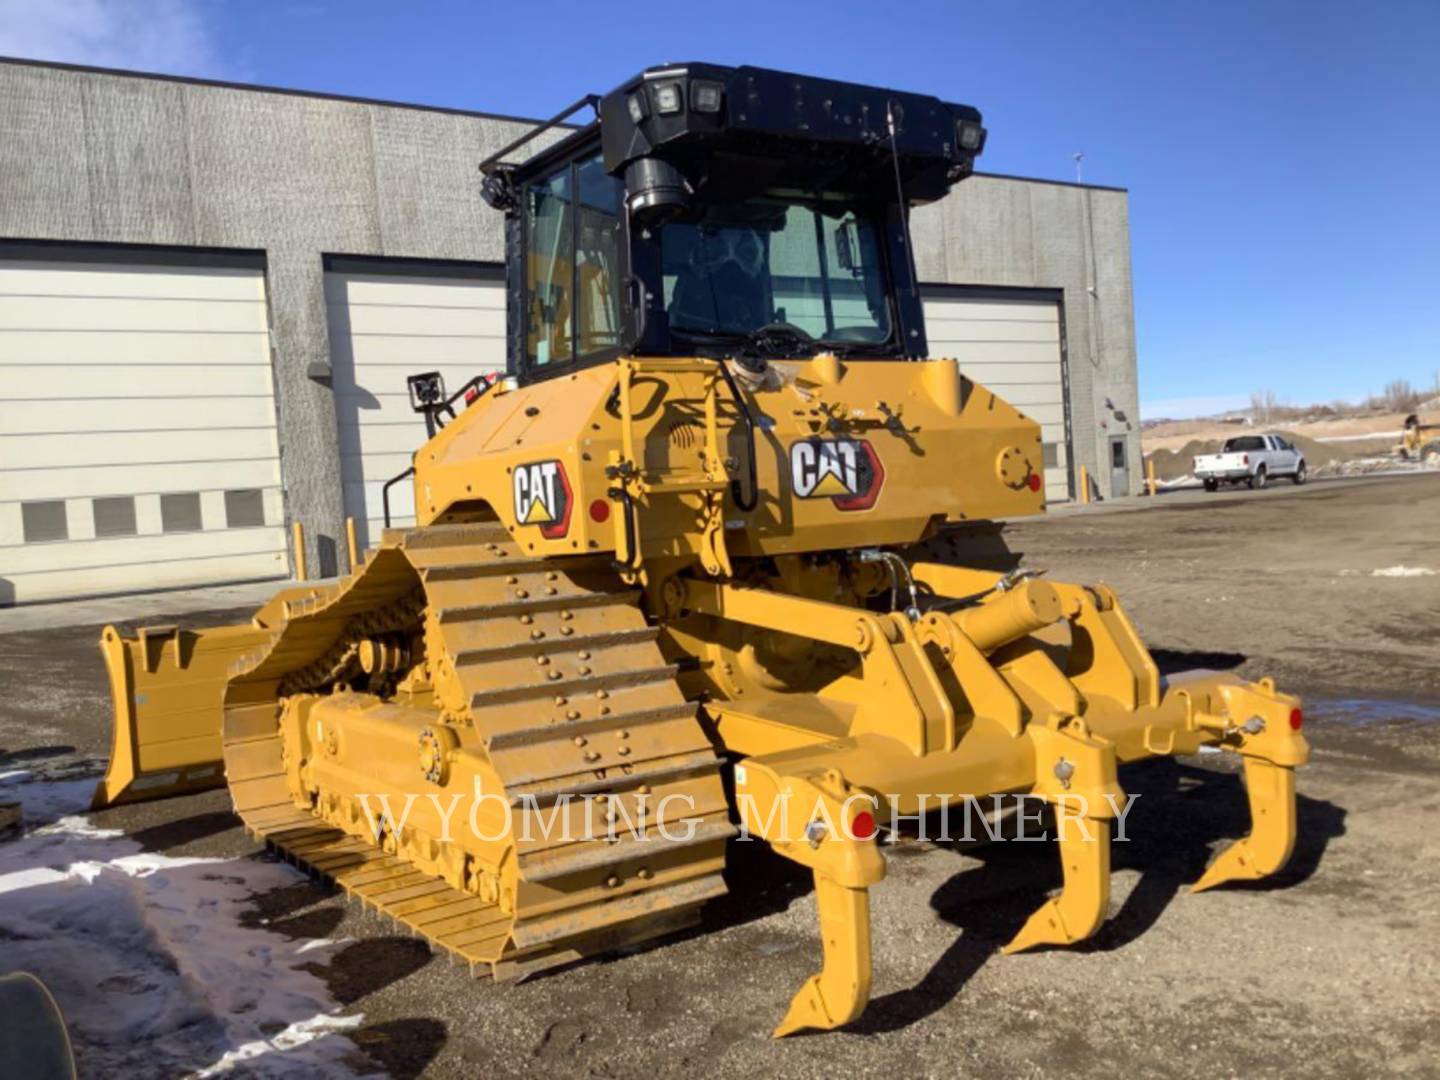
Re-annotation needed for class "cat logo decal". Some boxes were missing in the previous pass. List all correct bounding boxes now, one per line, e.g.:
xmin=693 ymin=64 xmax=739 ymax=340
xmin=512 ymin=459 xmax=572 ymax=539
xmin=789 ymin=438 xmax=884 ymax=511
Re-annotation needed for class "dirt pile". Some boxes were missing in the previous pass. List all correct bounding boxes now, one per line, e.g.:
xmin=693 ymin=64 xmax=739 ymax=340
xmin=1146 ymin=430 xmax=1387 ymax=482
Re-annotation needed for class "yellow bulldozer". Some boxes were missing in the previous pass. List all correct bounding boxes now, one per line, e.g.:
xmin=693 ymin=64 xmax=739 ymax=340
xmin=92 ymin=63 xmax=1309 ymax=1037
xmin=1398 ymin=413 xmax=1440 ymax=463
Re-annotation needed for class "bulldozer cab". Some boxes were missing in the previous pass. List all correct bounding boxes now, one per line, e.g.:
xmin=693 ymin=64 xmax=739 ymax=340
xmin=399 ymin=66 xmax=1030 ymax=574
xmin=481 ymin=63 xmax=987 ymax=384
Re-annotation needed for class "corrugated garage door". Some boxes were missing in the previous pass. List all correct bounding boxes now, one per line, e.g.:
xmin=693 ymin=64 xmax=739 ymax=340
xmin=325 ymin=266 xmax=506 ymax=550
xmin=0 ymin=256 xmax=288 ymax=604
xmin=921 ymin=291 xmax=1070 ymax=502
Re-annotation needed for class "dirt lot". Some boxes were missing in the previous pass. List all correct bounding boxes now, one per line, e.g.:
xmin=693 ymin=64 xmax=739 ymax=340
xmin=2 ymin=473 xmax=1438 ymax=1078
xmin=1140 ymin=408 xmax=1440 ymax=484
xmin=1141 ymin=408 xmax=1438 ymax=454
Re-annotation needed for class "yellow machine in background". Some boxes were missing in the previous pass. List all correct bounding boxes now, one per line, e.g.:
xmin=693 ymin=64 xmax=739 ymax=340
xmin=1398 ymin=413 xmax=1440 ymax=463
xmin=93 ymin=63 xmax=1309 ymax=1037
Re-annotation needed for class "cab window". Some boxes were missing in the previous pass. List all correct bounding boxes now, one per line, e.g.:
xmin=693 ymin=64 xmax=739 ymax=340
xmin=660 ymin=198 xmax=890 ymax=344
xmin=576 ymin=154 xmax=623 ymax=354
xmin=524 ymin=150 xmax=624 ymax=370
xmin=525 ymin=166 xmax=573 ymax=367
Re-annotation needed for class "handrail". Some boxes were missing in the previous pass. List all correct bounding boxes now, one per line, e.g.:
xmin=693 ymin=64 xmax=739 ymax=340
xmin=477 ymin=94 xmax=601 ymax=177
xmin=382 ymin=465 xmax=415 ymax=529
xmin=607 ymin=485 xmax=640 ymax=573
xmin=717 ymin=362 xmax=759 ymax=512
xmin=412 ymin=371 xmax=498 ymax=438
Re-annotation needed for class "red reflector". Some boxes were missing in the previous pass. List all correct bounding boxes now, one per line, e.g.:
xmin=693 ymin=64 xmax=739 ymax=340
xmin=464 ymin=387 xmax=479 ymax=405
xmin=1289 ymin=708 xmax=1303 ymax=731
xmin=588 ymin=498 xmax=611 ymax=523
xmin=851 ymin=810 xmax=877 ymax=840
xmin=1242 ymin=454 xmax=1249 ymax=465
xmin=1027 ymin=473 xmax=1042 ymax=493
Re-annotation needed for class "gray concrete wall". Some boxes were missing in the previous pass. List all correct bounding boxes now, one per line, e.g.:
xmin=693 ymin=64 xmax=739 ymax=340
xmin=0 ymin=59 xmax=1143 ymax=574
xmin=0 ymin=60 xmax=539 ymax=574
xmin=914 ymin=175 xmax=1142 ymax=498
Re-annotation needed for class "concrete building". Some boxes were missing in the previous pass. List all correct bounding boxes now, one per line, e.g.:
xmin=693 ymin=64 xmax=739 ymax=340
xmin=0 ymin=57 xmax=1142 ymax=604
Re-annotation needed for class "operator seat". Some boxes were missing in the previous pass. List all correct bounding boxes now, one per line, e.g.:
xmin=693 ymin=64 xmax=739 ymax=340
xmin=667 ymin=227 xmax=770 ymax=333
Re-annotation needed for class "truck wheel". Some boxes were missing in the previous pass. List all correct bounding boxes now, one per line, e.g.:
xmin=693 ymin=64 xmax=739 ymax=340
xmin=1203 ymin=478 xmax=1218 ymax=492
xmin=1291 ymin=461 xmax=1307 ymax=485
xmin=1249 ymin=466 xmax=1267 ymax=490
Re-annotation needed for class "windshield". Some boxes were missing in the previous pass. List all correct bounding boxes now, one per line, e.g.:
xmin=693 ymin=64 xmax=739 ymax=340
xmin=1223 ymin=436 xmax=1266 ymax=452
xmin=660 ymin=197 xmax=892 ymax=346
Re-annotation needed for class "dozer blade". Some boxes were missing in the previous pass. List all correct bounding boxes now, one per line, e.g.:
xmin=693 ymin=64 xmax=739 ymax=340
xmin=1192 ymin=757 xmax=1298 ymax=892
xmin=92 ymin=620 xmax=272 ymax=809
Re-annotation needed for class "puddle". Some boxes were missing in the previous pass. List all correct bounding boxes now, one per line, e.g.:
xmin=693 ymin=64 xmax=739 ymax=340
xmin=1307 ymin=696 xmax=1440 ymax=727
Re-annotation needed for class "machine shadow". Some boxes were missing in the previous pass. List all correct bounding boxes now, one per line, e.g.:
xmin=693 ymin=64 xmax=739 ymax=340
xmin=0 ymin=744 xmax=77 ymax=766
xmin=298 ymin=937 xmax=436 ymax=1005
xmin=343 ymin=1017 xmax=448 ymax=1080
xmin=238 ymin=873 xmax=346 ymax=937
xmin=1088 ymin=758 xmax=1343 ymax=949
xmin=1150 ymin=647 xmax=1248 ymax=674
xmin=130 ymin=810 xmax=241 ymax=854
xmin=852 ymin=756 xmax=1345 ymax=1035
xmin=704 ymin=835 xmax=817 ymax=932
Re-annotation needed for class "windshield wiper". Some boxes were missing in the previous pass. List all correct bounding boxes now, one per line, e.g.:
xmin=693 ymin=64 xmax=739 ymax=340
xmin=745 ymin=323 xmax=817 ymax=359
xmin=671 ymin=327 xmax=749 ymax=346
xmin=672 ymin=326 xmax=815 ymax=360
xmin=674 ymin=326 xmax=896 ymax=361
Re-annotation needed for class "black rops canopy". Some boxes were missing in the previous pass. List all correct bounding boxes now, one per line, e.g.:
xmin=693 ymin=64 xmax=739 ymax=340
xmin=598 ymin=62 xmax=985 ymax=206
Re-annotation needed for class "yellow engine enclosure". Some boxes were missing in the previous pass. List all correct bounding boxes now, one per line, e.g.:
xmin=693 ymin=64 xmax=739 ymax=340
xmin=413 ymin=354 xmax=1045 ymax=561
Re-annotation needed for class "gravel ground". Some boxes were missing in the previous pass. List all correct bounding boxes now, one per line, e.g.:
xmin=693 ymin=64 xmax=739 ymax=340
xmin=1 ymin=471 xmax=1437 ymax=1078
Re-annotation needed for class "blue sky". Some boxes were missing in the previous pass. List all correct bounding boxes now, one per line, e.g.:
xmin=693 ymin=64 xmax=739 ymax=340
xmin=3 ymin=0 xmax=1437 ymax=418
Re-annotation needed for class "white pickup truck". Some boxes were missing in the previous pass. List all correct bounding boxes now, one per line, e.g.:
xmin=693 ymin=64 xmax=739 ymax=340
xmin=1194 ymin=434 xmax=1307 ymax=491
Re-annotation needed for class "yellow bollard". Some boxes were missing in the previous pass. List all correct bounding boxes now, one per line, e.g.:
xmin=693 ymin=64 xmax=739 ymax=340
xmin=292 ymin=521 xmax=307 ymax=581
xmin=1079 ymin=465 xmax=1091 ymax=505
xmin=1146 ymin=456 xmax=1158 ymax=497
xmin=345 ymin=516 xmax=359 ymax=570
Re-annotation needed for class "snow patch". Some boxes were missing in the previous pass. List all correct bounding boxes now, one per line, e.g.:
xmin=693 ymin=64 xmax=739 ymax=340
xmin=1371 ymin=566 xmax=1436 ymax=577
xmin=196 ymin=1013 xmax=367 ymax=1077
xmin=0 ymin=774 xmax=367 ymax=1077
xmin=296 ymin=936 xmax=356 ymax=955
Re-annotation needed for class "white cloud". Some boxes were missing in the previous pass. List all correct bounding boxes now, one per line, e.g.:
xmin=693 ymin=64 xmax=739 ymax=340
xmin=0 ymin=0 xmax=239 ymax=80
